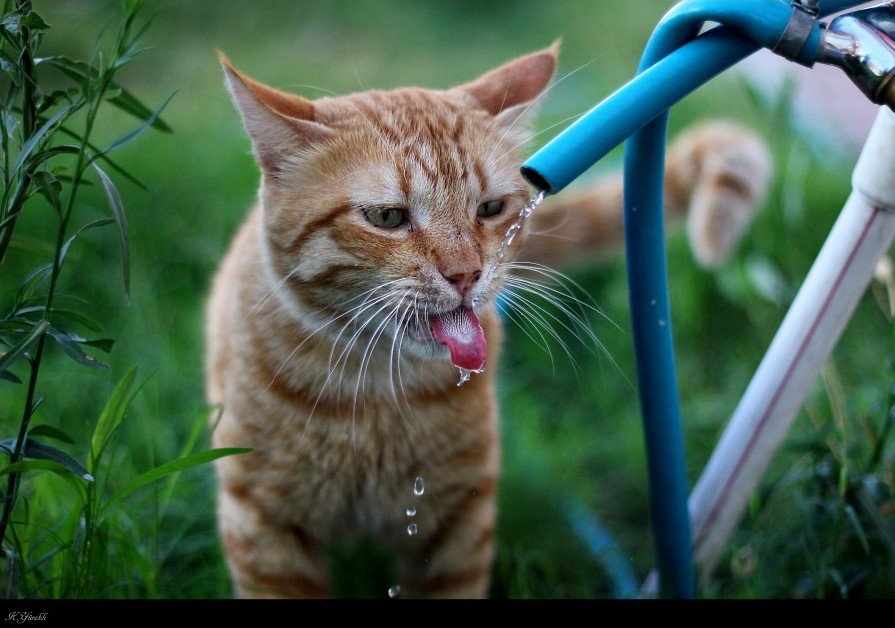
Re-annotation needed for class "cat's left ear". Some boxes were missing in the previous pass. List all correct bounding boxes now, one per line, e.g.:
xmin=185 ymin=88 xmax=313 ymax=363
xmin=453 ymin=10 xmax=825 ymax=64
xmin=452 ymin=41 xmax=559 ymax=128
xmin=219 ymin=52 xmax=333 ymax=176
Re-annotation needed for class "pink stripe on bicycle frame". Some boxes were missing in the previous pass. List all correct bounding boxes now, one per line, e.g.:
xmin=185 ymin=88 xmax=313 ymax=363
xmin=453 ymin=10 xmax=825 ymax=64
xmin=695 ymin=205 xmax=882 ymax=542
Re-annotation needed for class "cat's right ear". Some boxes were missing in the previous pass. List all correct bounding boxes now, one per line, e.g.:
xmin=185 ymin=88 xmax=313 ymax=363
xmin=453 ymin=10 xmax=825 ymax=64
xmin=219 ymin=52 xmax=332 ymax=175
xmin=452 ymin=41 xmax=559 ymax=130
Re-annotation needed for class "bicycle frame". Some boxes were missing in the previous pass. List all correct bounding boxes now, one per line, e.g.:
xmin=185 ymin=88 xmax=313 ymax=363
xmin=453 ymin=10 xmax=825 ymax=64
xmin=691 ymin=104 xmax=895 ymax=577
xmin=521 ymin=0 xmax=893 ymax=598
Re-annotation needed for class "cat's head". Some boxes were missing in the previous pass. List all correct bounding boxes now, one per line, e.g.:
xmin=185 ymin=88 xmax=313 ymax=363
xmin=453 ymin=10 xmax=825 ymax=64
xmin=221 ymin=45 xmax=557 ymax=371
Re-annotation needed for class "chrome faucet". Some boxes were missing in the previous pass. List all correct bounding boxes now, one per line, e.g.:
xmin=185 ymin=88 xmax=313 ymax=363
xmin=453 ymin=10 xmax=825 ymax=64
xmin=817 ymin=2 xmax=895 ymax=108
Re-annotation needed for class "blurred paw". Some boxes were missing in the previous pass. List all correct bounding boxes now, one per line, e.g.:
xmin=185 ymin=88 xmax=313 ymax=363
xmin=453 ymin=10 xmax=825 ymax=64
xmin=670 ymin=122 xmax=773 ymax=267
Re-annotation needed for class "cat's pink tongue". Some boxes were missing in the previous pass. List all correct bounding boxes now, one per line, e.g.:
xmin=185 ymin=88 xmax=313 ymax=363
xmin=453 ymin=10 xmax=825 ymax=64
xmin=431 ymin=307 xmax=486 ymax=371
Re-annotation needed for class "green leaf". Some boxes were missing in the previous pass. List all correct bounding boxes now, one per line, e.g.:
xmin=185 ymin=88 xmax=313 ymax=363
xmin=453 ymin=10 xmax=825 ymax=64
xmin=28 ymin=144 xmax=80 ymax=169
xmin=40 ymin=56 xmax=172 ymax=132
xmin=0 ymin=320 xmax=37 ymax=337
xmin=14 ymin=262 xmax=52 ymax=308
xmin=843 ymin=504 xmax=871 ymax=555
xmin=0 ymin=460 xmax=89 ymax=495
xmin=19 ymin=11 xmax=51 ymax=32
xmin=9 ymin=100 xmax=78 ymax=183
xmin=0 ymin=320 xmax=47 ymax=380
xmin=27 ymin=424 xmax=74 ymax=444
xmin=36 ymin=88 xmax=78 ymax=114
xmin=58 ymin=217 xmax=114 ymax=268
xmin=1 ymin=10 xmax=23 ymax=34
xmin=45 ymin=325 xmax=109 ymax=370
xmin=80 ymin=337 xmax=114 ymax=353
xmin=109 ymin=89 xmax=173 ymax=133
xmin=57 ymin=123 xmax=146 ymax=190
xmin=36 ymin=56 xmax=91 ymax=90
xmin=20 ymin=262 xmax=53 ymax=287
xmin=0 ymin=50 xmax=17 ymax=79
xmin=101 ymin=87 xmax=123 ymax=101
xmin=101 ymin=90 xmax=176 ymax=155
xmin=43 ymin=292 xmax=90 ymax=310
xmin=50 ymin=309 xmax=103 ymax=334
xmin=0 ymin=371 xmax=22 ymax=384
xmin=32 ymin=170 xmax=61 ymax=213
xmin=2 ymin=107 xmax=18 ymax=135
xmin=90 ymin=366 xmax=139 ymax=463
xmin=0 ymin=438 xmax=92 ymax=481
xmin=159 ymin=405 xmax=219 ymax=513
xmin=91 ymin=164 xmax=129 ymax=300
xmin=101 ymin=447 xmax=251 ymax=516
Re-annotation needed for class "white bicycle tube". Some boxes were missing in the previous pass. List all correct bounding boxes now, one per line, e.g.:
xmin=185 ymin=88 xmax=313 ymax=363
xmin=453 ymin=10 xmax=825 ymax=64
xmin=688 ymin=106 xmax=895 ymax=574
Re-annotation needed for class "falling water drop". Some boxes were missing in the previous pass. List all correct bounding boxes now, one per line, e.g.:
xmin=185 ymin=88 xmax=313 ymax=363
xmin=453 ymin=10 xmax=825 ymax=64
xmin=406 ymin=506 xmax=417 ymax=517
xmin=455 ymin=365 xmax=485 ymax=387
xmin=413 ymin=476 xmax=425 ymax=496
xmin=407 ymin=523 xmax=419 ymax=536
xmin=388 ymin=585 xmax=401 ymax=598
xmin=487 ymin=190 xmax=548 ymax=281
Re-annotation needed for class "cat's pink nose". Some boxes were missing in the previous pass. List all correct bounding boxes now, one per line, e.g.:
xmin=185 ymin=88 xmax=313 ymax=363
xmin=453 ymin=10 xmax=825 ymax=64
xmin=442 ymin=269 xmax=482 ymax=298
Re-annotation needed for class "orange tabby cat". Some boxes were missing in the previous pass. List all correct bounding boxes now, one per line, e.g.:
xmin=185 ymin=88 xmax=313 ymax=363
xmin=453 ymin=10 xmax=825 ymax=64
xmin=206 ymin=44 xmax=770 ymax=599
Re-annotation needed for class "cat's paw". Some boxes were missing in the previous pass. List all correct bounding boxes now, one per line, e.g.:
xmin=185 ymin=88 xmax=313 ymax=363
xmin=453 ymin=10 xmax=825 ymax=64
xmin=668 ymin=121 xmax=773 ymax=268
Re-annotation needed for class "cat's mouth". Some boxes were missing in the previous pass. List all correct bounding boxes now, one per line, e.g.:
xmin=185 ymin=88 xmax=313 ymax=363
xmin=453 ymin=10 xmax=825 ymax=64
xmin=409 ymin=306 xmax=487 ymax=371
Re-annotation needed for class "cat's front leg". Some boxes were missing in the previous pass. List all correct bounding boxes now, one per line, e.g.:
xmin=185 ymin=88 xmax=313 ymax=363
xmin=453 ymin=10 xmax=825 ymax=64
xmin=217 ymin=489 xmax=331 ymax=599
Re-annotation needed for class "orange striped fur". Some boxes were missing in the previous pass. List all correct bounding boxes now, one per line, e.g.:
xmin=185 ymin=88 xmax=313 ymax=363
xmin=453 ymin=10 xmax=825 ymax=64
xmin=206 ymin=45 xmax=771 ymax=599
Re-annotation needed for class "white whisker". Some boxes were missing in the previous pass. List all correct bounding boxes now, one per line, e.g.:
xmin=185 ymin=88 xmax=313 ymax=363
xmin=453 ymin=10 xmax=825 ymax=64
xmin=500 ymin=261 xmax=631 ymax=387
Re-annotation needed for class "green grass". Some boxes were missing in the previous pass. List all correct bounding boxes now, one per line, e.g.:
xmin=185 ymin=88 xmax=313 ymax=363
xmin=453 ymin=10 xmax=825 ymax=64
xmin=0 ymin=0 xmax=892 ymax=599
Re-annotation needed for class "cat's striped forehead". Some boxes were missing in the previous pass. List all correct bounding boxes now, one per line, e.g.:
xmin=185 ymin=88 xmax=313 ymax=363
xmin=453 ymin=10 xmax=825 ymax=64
xmin=320 ymin=88 xmax=528 ymax=215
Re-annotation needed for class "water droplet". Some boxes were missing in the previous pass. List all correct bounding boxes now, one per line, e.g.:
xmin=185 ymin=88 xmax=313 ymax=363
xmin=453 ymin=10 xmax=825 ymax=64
xmin=487 ymin=190 xmax=547 ymax=280
xmin=407 ymin=523 xmax=418 ymax=536
xmin=388 ymin=585 xmax=401 ymax=598
xmin=658 ymin=319 xmax=666 ymax=327
xmin=456 ymin=365 xmax=485 ymax=387
xmin=406 ymin=506 xmax=416 ymax=517
xmin=413 ymin=476 xmax=425 ymax=496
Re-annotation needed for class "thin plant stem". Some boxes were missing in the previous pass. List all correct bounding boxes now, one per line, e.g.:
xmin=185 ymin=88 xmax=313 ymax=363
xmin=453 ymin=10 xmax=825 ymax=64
xmin=0 ymin=0 xmax=43 ymax=549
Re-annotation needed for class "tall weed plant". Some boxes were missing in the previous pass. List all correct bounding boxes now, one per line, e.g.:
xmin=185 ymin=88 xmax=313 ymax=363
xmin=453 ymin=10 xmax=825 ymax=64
xmin=0 ymin=0 xmax=245 ymax=598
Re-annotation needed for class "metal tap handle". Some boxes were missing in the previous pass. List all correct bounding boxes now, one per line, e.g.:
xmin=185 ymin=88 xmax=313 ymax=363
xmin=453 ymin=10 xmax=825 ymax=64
xmin=818 ymin=2 xmax=895 ymax=107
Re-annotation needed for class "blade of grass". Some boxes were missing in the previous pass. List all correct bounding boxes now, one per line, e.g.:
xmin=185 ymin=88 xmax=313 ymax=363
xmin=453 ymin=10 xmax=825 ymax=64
xmin=100 ymin=447 xmax=251 ymax=519
xmin=90 ymin=164 xmax=128 ymax=299
xmin=89 ymin=366 xmax=139 ymax=463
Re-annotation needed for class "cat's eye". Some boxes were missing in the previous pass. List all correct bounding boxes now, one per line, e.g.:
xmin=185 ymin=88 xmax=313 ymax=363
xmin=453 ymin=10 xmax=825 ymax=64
xmin=477 ymin=200 xmax=503 ymax=218
xmin=363 ymin=207 xmax=407 ymax=229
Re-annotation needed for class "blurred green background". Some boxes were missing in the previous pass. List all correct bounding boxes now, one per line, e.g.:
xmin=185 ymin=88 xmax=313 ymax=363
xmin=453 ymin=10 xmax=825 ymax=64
xmin=2 ymin=0 xmax=892 ymax=598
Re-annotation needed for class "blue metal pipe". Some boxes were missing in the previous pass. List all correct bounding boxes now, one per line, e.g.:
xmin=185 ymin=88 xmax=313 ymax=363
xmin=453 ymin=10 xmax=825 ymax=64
xmin=520 ymin=28 xmax=758 ymax=194
xmin=621 ymin=0 xmax=816 ymax=600
xmin=520 ymin=0 xmax=869 ymax=599
xmin=624 ymin=113 xmax=695 ymax=598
